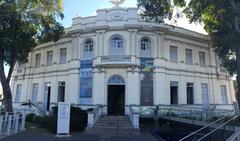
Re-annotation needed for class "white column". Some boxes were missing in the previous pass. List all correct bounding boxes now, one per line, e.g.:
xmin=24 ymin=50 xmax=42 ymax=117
xmin=132 ymin=30 xmax=138 ymax=56
xmin=153 ymin=32 xmax=160 ymax=58
xmin=101 ymin=31 xmax=106 ymax=56
xmin=159 ymin=32 xmax=165 ymax=59
xmin=66 ymin=73 xmax=79 ymax=104
xmin=155 ymin=69 xmax=167 ymax=104
xmin=97 ymin=30 xmax=105 ymax=56
xmin=95 ymin=32 xmax=100 ymax=57
xmin=126 ymin=67 xmax=140 ymax=105
xmin=92 ymin=68 xmax=105 ymax=105
xmin=76 ymin=35 xmax=81 ymax=59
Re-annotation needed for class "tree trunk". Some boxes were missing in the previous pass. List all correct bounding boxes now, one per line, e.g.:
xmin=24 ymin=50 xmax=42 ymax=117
xmin=1 ymin=82 xmax=13 ymax=112
xmin=236 ymin=47 xmax=240 ymax=111
xmin=0 ymin=49 xmax=14 ymax=112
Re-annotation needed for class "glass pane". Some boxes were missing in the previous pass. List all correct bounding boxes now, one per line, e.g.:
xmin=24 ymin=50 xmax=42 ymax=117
xmin=60 ymin=48 xmax=67 ymax=64
xmin=35 ymin=54 xmax=41 ymax=67
xmin=110 ymin=35 xmax=124 ymax=55
xmin=199 ymin=52 xmax=206 ymax=67
xmin=46 ymin=51 xmax=53 ymax=65
xmin=140 ymin=38 xmax=151 ymax=57
xmin=15 ymin=85 xmax=22 ymax=102
xmin=186 ymin=49 xmax=193 ymax=65
xmin=170 ymin=46 xmax=178 ymax=63
xmin=31 ymin=84 xmax=38 ymax=103
xmin=221 ymin=85 xmax=228 ymax=104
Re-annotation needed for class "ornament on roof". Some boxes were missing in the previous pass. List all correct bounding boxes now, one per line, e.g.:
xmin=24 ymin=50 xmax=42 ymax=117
xmin=109 ymin=0 xmax=125 ymax=7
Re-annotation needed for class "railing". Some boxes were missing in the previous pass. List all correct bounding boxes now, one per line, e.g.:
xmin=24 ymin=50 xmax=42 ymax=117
xmin=197 ymin=114 xmax=240 ymax=141
xmin=179 ymin=111 xmax=236 ymax=141
xmin=87 ymin=104 xmax=103 ymax=128
xmin=229 ymin=128 xmax=240 ymax=141
xmin=129 ymin=105 xmax=233 ymax=122
xmin=0 ymin=112 xmax=26 ymax=137
xmin=129 ymin=105 xmax=140 ymax=129
xmin=101 ymin=56 xmax=132 ymax=63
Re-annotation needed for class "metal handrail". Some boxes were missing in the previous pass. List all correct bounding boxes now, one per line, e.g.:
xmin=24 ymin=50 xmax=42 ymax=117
xmin=230 ymin=130 xmax=240 ymax=141
xmin=179 ymin=111 xmax=236 ymax=141
xmin=198 ymin=114 xmax=240 ymax=141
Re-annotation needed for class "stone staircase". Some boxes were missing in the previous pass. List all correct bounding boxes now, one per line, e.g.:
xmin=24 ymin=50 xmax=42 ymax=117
xmin=84 ymin=116 xmax=140 ymax=136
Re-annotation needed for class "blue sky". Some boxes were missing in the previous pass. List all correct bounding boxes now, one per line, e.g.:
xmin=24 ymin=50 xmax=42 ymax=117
xmin=61 ymin=0 xmax=137 ymax=27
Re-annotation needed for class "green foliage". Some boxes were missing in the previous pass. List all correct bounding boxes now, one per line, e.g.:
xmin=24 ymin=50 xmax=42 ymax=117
xmin=137 ymin=0 xmax=186 ymax=23
xmin=26 ymin=113 xmax=37 ymax=122
xmin=0 ymin=0 xmax=65 ymax=112
xmin=0 ymin=0 xmax=64 ymax=66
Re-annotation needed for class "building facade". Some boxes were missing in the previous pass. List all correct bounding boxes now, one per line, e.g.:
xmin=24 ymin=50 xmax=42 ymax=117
xmin=11 ymin=7 xmax=235 ymax=115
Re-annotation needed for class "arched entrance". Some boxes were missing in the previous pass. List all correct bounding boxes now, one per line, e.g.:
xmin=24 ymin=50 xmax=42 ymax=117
xmin=107 ymin=75 xmax=125 ymax=115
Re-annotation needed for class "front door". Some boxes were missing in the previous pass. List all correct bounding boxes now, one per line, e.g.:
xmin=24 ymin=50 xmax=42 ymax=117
xmin=108 ymin=85 xmax=125 ymax=115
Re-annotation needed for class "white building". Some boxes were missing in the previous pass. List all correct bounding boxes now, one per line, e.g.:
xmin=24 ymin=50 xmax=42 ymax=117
xmin=10 ymin=5 xmax=235 ymax=115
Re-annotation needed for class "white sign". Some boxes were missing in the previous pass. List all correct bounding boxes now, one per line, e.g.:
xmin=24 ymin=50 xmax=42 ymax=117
xmin=57 ymin=102 xmax=71 ymax=135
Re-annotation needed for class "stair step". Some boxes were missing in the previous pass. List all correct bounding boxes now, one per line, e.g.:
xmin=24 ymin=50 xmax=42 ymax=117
xmin=84 ymin=116 xmax=140 ymax=136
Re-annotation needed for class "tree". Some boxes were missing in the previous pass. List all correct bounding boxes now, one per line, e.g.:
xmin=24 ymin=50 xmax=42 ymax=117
xmin=137 ymin=0 xmax=240 ymax=108
xmin=0 ymin=0 xmax=64 ymax=112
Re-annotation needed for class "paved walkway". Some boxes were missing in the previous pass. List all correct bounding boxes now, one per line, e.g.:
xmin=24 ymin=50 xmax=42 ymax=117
xmin=0 ymin=129 xmax=160 ymax=141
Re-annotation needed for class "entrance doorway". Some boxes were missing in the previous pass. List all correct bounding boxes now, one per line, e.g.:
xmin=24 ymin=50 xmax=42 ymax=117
xmin=107 ymin=75 xmax=125 ymax=115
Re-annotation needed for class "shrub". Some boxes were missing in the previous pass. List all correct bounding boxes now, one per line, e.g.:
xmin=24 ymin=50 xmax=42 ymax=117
xmin=42 ymin=106 xmax=87 ymax=133
xmin=26 ymin=113 xmax=37 ymax=122
xmin=26 ymin=106 xmax=88 ymax=133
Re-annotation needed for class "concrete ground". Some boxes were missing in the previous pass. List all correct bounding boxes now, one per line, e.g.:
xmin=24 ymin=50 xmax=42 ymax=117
xmin=0 ymin=128 xmax=160 ymax=141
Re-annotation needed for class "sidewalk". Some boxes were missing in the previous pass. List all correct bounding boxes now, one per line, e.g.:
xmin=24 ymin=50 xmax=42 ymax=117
xmin=0 ymin=128 xmax=160 ymax=141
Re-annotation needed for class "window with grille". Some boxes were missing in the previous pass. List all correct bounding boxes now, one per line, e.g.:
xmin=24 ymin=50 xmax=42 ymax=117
xmin=83 ymin=39 xmax=93 ymax=59
xmin=110 ymin=35 xmax=124 ymax=55
xmin=140 ymin=38 xmax=152 ymax=57
xmin=108 ymin=75 xmax=125 ymax=85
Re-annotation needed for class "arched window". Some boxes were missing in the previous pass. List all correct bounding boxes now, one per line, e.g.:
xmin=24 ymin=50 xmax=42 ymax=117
xmin=140 ymin=37 xmax=152 ymax=57
xmin=83 ymin=39 xmax=93 ymax=59
xmin=108 ymin=75 xmax=125 ymax=85
xmin=110 ymin=35 xmax=124 ymax=55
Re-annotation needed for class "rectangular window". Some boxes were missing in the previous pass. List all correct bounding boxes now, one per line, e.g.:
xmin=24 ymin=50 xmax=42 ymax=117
xmin=15 ymin=84 xmax=22 ymax=102
xmin=31 ymin=83 xmax=38 ymax=104
xmin=35 ymin=54 xmax=41 ymax=67
xmin=170 ymin=46 xmax=178 ymax=63
xmin=170 ymin=81 xmax=178 ymax=104
xmin=17 ymin=63 xmax=26 ymax=73
xmin=199 ymin=51 xmax=206 ymax=67
xmin=186 ymin=49 xmax=193 ymax=65
xmin=46 ymin=51 xmax=53 ymax=66
xmin=58 ymin=82 xmax=65 ymax=102
xmin=59 ymin=48 xmax=67 ymax=64
xmin=187 ymin=83 xmax=194 ymax=104
xmin=221 ymin=85 xmax=228 ymax=104
xmin=201 ymin=83 xmax=209 ymax=110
